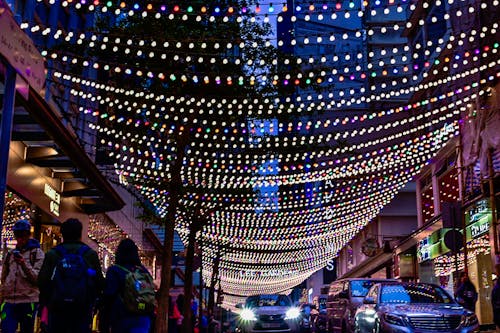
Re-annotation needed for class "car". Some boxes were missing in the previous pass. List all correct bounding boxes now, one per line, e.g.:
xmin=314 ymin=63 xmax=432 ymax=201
xmin=354 ymin=282 xmax=479 ymax=333
xmin=235 ymin=294 xmax=301 ymax=333
xmin=326 ymin=278 xmax=397 ymax=333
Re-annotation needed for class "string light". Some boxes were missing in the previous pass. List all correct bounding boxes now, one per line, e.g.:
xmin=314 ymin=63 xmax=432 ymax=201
xmin=25 ymin=0 xmax=500 ymax=303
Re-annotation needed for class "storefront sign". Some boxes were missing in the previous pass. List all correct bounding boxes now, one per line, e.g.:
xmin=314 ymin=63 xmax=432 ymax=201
xmin=465 ymin=199 xmax=491 ymax=240
xmin=44 ymin=183 xmax=60 ymax=216
xmin=468 ymin=217 xmax=490 ymax=239
xmin=417 ymin=237 xmax=433 ymax=262
xmin=0 ymin=0 xmax=45 ymax=93
xmin=466 ymin=199 xmax=489 ymax=224
xmin=417 ymin=227 xmax=458 ymax=263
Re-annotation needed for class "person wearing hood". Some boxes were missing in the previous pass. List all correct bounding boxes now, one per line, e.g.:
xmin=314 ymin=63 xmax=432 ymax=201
xmin=0 ymin=219 xmax=45 ymax=333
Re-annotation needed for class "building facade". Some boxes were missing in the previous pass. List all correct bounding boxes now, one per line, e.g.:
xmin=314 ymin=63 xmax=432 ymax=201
xmin=0 ymin=0 xmax=166 ymax=275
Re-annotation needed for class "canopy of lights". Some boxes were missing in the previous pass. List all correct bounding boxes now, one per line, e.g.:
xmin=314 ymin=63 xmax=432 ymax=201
xmin=27 ymin=0 xmax=500 ymax=306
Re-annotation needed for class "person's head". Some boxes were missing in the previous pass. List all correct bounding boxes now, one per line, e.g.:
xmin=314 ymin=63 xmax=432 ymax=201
xmin=115 ymin=238 xmax=141 ymax=266
xmin=60 ymin=218 xmax=83 ymax=242
xmin=459 ymin=272 xmax=469 ymax=282
xmin=13 ymin=219 xmax=31 ymax=248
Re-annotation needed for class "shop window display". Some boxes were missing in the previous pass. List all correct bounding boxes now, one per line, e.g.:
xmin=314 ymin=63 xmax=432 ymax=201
xmin=1 ymin=190 xmax=33 ymax=250
xmin=88 ymin=214 xmax=128 ymax=270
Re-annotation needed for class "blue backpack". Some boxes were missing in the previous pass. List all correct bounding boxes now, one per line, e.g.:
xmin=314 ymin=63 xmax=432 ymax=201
xmin=49 ymin=245 xmax=97 ymax=309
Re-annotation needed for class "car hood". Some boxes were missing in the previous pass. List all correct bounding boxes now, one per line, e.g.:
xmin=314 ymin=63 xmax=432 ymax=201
xmin=380 ymin=303 xmax=467 ymax=316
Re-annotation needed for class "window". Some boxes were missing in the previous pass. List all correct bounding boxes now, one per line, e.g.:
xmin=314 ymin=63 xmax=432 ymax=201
xmin=350 ymin=280 xmax=380 ymax=297
xmin=380 ymin=284 xmax=454 ymax=304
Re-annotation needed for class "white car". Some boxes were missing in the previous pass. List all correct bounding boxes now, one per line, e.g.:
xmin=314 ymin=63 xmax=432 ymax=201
xmin=235 ymin=294 xmax=301 ymax=333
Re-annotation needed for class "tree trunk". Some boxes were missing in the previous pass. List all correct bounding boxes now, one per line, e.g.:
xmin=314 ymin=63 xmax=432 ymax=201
xmin=155 ymin=216 xmax=176 ymax=333
xmin=154 ymin=130 xmax=189 ymax=333
xmin=208 ymin=249 xmax=220 ymax=315
xmin=182 ymin=226 xmax=197 ymax=333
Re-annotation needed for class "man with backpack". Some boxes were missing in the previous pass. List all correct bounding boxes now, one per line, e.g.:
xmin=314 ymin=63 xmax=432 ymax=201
xmin=0 ymin=219 xmax=45 ymax=333
xmin=38 ymin=218 xmax=104 ymax=333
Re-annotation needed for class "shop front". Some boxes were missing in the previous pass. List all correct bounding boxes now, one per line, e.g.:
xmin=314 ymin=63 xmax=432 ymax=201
xmin=415 ymin=198 xmax=494 ymax=325
xmin=1 ymin=1 xmax=123 ymax=258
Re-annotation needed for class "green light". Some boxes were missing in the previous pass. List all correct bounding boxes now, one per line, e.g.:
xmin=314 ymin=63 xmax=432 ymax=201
xmin=371 ymin=72 xmax=376 ymax=77
xmin=306 ymin=79 xmax=311 ymax=84
xmin=106 ymin=1 xmax=112 ymax=7
xmin=187 ymin=6 xmax=193 ymax=12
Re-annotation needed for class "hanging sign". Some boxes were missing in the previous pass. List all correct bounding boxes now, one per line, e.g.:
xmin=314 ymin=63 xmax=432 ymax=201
xmin=44 ymin=183 xmax=60 ymax=216
xmin=0 ymin=0 xmax=45 ymax=93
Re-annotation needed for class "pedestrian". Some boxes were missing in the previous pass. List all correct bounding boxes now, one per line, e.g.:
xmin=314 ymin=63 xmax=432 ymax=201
xmin=199 ymin=310 xmax=209 ymax=333
xmin=0 ymin=219 xmax=45 ymax=333
xmin=99 ymin=238 xmax=156 ymax=333
xmin=455 ymin=271 xmax=478 ymax=312
xmin=492 ymin=264 xmax=500 ymax=332
xmin=168 ymin=296 xmax=182 ymax=333
xmin=175 ymin=293 xmax=185 ymax=328
xmin=38 ymin=218 xmax=104 ymax=333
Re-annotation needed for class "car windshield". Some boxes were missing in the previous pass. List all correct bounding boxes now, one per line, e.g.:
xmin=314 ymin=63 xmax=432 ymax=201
xmin=351 ymin=280 xmax=381 ymax=297
xmin=246 ymin=295 xmax=291 ymax=307
xmin=380 ymin=284 xmax=454 ymax=304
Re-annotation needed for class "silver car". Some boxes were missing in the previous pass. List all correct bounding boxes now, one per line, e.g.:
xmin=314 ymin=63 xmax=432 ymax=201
xmin=354 ymin=282 xmax=479 ymax=333
xmin=235 ymin=294 xmax=301 ymax=333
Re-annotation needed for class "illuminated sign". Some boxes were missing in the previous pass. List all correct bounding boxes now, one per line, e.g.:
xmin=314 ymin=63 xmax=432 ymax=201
xmin=44 ymin=183 xmax=60 ymax=216
xmin=465 ymin=199 xmax=491 ymax=240
xmin=239 ymin=269 xmax=295 ymax=277
xmin=325 ymin=259 xmax=335 ymax=271
xmin=466 ymin=199 xmax=489 ymax=225
xmin=469 ymin=220 xmax=489 ymax=238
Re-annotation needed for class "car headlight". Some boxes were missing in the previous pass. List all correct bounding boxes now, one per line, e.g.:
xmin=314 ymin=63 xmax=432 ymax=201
xmin=240 ymin=308 xmax=257 ymax=321
xmin=384 ymin=313 xmax=407 ymax=327
xmin=461 ymin=313 xmax=478 ymax=327
xmin=285 ymin=307 xmax=301 ymax=320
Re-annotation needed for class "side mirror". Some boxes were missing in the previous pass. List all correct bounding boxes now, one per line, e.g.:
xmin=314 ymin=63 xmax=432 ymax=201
xmin=235 ymin=303 xmax=243 ymax=309
xmin=363 ymin=297 xmax=376 ymax=304
xmin=339 ymin=290 xmax=349 ymax=299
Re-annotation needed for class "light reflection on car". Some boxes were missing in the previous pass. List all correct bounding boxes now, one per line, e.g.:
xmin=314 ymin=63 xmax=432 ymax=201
xmin=354 ymin=282 xmax=479 ymax=333
xmin=235 ymin=294 xmax=301 ymax=333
